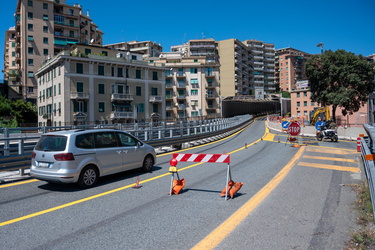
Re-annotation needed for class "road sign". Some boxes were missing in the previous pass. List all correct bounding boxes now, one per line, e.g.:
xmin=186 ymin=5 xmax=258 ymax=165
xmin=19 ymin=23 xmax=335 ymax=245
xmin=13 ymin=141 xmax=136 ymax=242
xmin=281 ymin=121 xmax=290 ymax=129
xmin=287 ymin=122 xmax=301 ymax=136
xmin=315 ymin=121 xmax=325 ymax=131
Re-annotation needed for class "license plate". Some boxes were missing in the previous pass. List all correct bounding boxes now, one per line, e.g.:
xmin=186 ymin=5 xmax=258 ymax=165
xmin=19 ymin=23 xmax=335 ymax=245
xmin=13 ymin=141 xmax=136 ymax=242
xmin=38 ymin=162 xmax=50 ymax=168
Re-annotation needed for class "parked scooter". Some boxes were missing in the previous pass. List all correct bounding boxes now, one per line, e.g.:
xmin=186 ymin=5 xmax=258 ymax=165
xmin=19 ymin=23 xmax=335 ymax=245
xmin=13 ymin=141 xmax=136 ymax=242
xmin=316 ymin=124 xmax=338 ymax=142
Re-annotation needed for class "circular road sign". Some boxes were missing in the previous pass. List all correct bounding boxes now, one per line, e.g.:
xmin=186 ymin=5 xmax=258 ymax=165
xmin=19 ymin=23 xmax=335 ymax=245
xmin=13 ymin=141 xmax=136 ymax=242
xmin=288 ymin=121 xmax=301 ymax=136
xmin=282 ymin=121 xmax=290 ymax=129
xmin=315 ymin=121 xmax=325 ymax=131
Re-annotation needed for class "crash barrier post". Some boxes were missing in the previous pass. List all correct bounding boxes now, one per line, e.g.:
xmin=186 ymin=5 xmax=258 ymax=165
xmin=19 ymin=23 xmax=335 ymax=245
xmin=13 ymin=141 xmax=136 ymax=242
xmin=358 ymin=134 xmax=364 ymax=152
xmin=171 ymin=153 xmax=243 ymax=200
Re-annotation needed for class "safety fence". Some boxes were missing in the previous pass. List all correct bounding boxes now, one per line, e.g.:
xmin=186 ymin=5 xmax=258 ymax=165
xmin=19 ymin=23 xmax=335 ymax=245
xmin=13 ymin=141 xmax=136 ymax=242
xmin=361 ymin=124 xmax=375 ymax=223
xmin=0 ymin=115 xmax=254 ymax=174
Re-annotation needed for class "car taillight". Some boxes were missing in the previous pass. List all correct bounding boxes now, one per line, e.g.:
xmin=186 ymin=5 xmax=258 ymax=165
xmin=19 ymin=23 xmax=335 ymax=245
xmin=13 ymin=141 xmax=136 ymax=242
xmin=31 ymin=151 xmax=36 ymax=159
xmin=54 ymin=153 xmax=75 ymax=161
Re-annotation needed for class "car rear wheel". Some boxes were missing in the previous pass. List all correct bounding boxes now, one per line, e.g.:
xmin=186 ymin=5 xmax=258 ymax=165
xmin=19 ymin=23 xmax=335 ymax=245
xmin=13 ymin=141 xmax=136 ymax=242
xmin=141 ymin=155 xmax=154 ymax=172
xmin=78 ymin=165 xmax=99 ymax=188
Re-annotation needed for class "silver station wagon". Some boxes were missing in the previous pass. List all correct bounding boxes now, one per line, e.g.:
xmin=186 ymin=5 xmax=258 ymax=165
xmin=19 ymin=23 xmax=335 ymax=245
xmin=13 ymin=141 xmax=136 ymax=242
xmin=31 ymin=129 xmax=156 ymax=188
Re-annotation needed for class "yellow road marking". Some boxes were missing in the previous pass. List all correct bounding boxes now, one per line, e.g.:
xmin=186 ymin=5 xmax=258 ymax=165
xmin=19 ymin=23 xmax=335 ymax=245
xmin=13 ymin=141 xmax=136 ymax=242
xmin=0 ymin=179 xmax=39 ymax=189
xmin=303 ymin=155 xmax=358 ymax=163
xmin=298 ymin=162 xmax=360 ymax=173
xmin=191 ymin=147 xmax=306 ymax=249
xmin=306 ymin=147 xmax=357 ymax=154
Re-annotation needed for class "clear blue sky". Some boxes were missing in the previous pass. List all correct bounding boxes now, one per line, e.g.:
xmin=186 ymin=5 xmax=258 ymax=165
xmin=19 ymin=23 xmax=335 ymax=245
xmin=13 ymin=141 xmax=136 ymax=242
xmin=1 ymin=0 xmax=374 ymax=76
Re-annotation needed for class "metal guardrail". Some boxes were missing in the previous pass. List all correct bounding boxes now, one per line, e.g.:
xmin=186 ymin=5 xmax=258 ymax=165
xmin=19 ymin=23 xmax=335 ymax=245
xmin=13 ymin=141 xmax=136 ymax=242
xmin=0 ymin=115 xmax=254 ymax=175
xmin=361 ymin=124 xmax=375 ymax=223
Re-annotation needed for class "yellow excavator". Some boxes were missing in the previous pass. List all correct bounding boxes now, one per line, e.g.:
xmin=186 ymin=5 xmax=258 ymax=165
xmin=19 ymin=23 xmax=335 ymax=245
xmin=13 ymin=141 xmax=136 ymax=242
xmin=310 ymin=107 xmax=330 ymax=125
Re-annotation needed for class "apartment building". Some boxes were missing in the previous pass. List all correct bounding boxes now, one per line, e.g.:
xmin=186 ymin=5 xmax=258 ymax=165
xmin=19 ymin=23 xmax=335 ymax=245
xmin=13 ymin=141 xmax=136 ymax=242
xmin=217 ymin=39 xmax=254 ymax=97
xmin=275 ymin=47 xmax=311 ymax=92
xmin=152 ymin=39 xmax=220 ymax=120
xmin=4 ymin=0 xmax=103 ymax=103
xmin=243 ymin=39 xmax=276 ymax=94
xmin=104 ymin=41 xmax=163 ymax=58
xmin=35 ymin=44 xmax=166 ymax=126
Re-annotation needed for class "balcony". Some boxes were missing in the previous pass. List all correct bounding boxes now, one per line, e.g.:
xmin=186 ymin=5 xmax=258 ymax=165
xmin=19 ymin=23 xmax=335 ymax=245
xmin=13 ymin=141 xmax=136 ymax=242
xmin=176 ymin=72 xmax=185 ymax=78
xmin=110 ymin=112 xmax=134 ymax=119
xmin=177 ymin=95 xmax=186 ymax=99
xmin=71 ymin=92 xmax=89 ymax=99
xmin=176 ymin=83 xmax=186 ymax=88
xmin=111 ymin=93 xmax=133 ymax=102
xmin=149 ymin=96 xmax=162 ymax=103
xmin=177 ymin=104 xmax=186 ymax=110
xmin=206 ymin=93 xmax=218 ymax=99
xmin=205 ymin=72 xmax=215 ymax=78
xmin=206 ymin=104 xmax=219 ymax=109
xmin=166 ymin=95 xmax=173 ymax=99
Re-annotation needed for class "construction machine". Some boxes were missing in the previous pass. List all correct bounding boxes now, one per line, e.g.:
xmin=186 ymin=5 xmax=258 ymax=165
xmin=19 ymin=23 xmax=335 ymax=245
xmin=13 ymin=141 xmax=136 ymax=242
xmin=310 ymin=107 xmax=330 ymax=125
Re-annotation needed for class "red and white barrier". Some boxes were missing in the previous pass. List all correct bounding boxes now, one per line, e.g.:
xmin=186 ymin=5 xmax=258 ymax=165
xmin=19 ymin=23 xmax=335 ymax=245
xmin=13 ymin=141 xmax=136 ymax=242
xmin=172 ymin=153 xmax=230 ymax=163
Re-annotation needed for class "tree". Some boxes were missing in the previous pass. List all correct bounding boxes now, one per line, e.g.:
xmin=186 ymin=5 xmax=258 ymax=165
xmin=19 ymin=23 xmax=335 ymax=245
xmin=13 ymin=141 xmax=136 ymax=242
xmin=0 ymin=95 xmax=37 ymax=127
xmin=306 ymin=49 xmax=375 ymax=121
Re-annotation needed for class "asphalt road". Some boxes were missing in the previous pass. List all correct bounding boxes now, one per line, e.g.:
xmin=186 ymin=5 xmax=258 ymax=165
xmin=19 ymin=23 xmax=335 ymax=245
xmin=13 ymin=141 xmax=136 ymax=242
xmin=0 ymin=118 xmax=362 ymax=249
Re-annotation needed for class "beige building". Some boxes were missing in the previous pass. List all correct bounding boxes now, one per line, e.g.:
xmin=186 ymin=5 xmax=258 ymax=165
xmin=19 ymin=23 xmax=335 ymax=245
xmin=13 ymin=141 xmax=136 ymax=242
xmin=217 ymin=39 xmax=254 ymax=97
xmin=4 ymin=0 xmax=103 ymax=103
xmin=35 ymin=44 xmax=166 ymax=126
xmin=104 ymin=41 xmax=163 ymax=58
xmin=153 ymin=42 xmax=220 ymax=120
xmin=275 ymin=47 xmax=311 ymax=92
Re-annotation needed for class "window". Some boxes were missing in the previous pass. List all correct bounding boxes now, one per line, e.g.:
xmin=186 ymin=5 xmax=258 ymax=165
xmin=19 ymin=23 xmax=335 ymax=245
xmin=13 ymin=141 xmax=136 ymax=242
xmin=43 ymin=15 xmax=48 ymax=20
xmin=28 ymin=36 xmax=34 ymax=41
xmin=191 ymin=100 xmax=198 ymax=106
xmin=98 ymin=84 xmax=105 ymax=94
xmin=43 ymin=3 xmax=48 ymax=9
xmin=69 ymin=20 xmax=74 ymax=27
xmin=296 ymin=93 xmax=300 ymax=97
xmin=166 ymin=90 xmax=172 ymax=99
xmin=28 ymin=87 xmax=34 ymax=93
xmin=69 ymin=31 xmax=74 ymax=38
xmin=43 ymin=26 xmax=48 ymax=33
xmin=28 ymin=0 xmax=33 ymax=7
xmin=28 ymin=12 xmax=33 ymax=19
xmin=190 ymin=90 xmax=198 ymax=96
xmin=98 ymin=65 xmax=104 ymax=75
xmin=152 ymin=71 xmax=158 ymax=80
xmin=153 ymin=103 xmax=158 ymax=113
xmin=85 ymin=48 xmax=91 ymax=55
xmin=304 ymin=92 xmax=308 ymax=97
xmin=126 ymin=68 xmax=129 ymax=77
xmin=117 ymin=68 xmax=123 ymax=77
xmin=98 ymin=102 xmax=105 ymax=112
xmin=311 ymin=101 xmax=315 ymax=106
xmin=43 ymin=37 xmax=48 ymax=44
xmin=28 ymin=24 xmax=33 ymax=31
xmin=111 ymin=67 xmax=114 ymax=76
xmin=54 ymin=85 xmax=56 ymax=96
xmin=43 ymin=49 xmax=48 ymax=56
xmin=190 ymin=68 xmax=198 ymax=74
xmin=76 ymin=134 xmax=94 ymax=149
xmin=28 ymin=47 xmax=34 ymax=54
xmin=28 ymin=59 xmax=34 ymax=66
xmin=132 ymin=55 xmax=137 ymax=60
xmin=28 ymin=71 xmax=34 ymax=78
xmin=102 ymin=51 xmax=108 ymax=56
xmin=58 ymin=83 xmax=61 ymax=95
xmin=76 ymin=82 xmax=83 ymax=92
xmin=151 ymin=87 xmax=158 ymax=96
xmin=178 ymin=89 xmax=184 ymax=97
xmin=296 ymin=101 xmax=300 ymax=107
xmin=194 ymin=59 xmax=198 ymax=63
xmin=136 ymin=103 xmax=144 ymax=113
xmin=136 ymin=86 xmax=142 ymax=96
xmin=190 ymin=78 xmax=198 ymax=84
xmin=11 ymin=42 xmax=15 ymax=48
xmin=73 ymin=101 xmax=87 ymax=112
xmin=304 ymin=101 xmax=307 ymax=106
xmin=76 ymin=63 xmax=83 ymax=74
xmin=191 ymin=111 xmax=199 ymax=117
xmin=136 ymin=69 xmax=141 ymax=79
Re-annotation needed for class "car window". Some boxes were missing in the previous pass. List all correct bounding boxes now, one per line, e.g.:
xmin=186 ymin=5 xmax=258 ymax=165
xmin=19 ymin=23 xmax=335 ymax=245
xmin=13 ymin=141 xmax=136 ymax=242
xmin=76 ymin=133 xmax=94 ymax=149
xmin=94 ymin=132 xmax=118 ymax=148
xmin=117 ymin=132 xmax=137 ymax=147
xmin=35 ymin=135 xmax=67 ymax=151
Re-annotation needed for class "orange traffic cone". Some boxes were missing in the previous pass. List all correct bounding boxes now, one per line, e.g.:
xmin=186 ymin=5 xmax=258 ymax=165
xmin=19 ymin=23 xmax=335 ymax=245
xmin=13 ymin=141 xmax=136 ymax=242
xmin=171 ymin=179 xmax=185 ymax=194
xmin=132 ymin=176 xmax=141 ymax=189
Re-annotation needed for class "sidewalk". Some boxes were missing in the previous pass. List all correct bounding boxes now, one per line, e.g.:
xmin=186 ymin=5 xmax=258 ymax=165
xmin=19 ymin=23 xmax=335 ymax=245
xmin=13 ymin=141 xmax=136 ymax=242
xmin=0 ymin=169 xmax=32 ymax=184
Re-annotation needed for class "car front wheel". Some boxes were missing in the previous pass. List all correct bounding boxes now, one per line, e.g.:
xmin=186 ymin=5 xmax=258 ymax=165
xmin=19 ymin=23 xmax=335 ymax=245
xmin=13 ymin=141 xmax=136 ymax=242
xmin=141 ymin=155 xmax=154 ymax=172
xmin=78 ymin=165 xmax=99 ymax=188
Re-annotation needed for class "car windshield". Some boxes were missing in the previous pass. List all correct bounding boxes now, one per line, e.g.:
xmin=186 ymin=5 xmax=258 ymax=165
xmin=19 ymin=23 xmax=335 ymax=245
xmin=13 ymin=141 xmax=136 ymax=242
xmin=35 ymin=135 xmax=67 ymax=151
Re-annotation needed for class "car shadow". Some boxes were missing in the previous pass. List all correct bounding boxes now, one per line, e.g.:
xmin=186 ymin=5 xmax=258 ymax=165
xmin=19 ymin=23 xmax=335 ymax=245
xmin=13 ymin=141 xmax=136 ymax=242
xmin=37 ymin=165 xmax=163 ymax=192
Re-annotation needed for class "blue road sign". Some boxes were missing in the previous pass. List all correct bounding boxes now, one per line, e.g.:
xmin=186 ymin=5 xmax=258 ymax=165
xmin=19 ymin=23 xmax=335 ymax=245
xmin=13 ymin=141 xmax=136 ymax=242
xmin=315 ymin=121 xmax=325 ymax=131
xmin=282 ymin=121 xmax=290 ymax=129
